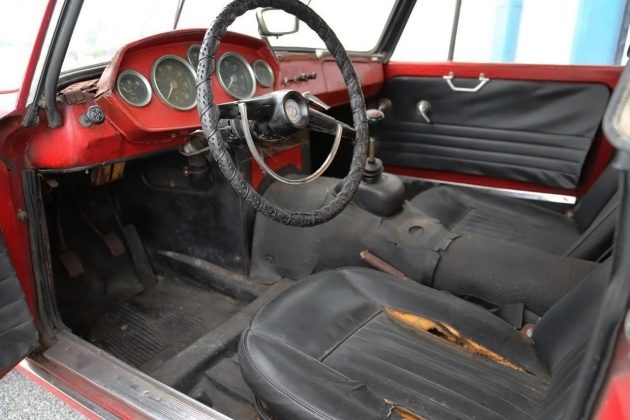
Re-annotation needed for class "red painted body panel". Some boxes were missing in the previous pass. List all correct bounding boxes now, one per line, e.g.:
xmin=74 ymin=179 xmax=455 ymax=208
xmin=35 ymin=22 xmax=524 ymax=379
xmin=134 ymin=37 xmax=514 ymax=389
xmin=594 ymin=331 xmax=630 ymax=420
xmin=14 ymin=0 xmax=58 ymax=116
xmin=383 ymin=62 xmax=622 ymax=196
xmin=0 ymin=121 xmax=40 ymax=319
xmin=276 ymin=54 xmax=383 ymax=107
xmin=96 ymin=30 xmax=279 ymax=133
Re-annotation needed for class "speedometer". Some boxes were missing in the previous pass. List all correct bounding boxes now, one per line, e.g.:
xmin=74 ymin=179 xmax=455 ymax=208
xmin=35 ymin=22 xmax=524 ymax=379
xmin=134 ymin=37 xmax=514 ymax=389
xmin=217 ymin=53 xmax=256 ymax=100
xmin=151 ymin=55 xmax=197 ymax=110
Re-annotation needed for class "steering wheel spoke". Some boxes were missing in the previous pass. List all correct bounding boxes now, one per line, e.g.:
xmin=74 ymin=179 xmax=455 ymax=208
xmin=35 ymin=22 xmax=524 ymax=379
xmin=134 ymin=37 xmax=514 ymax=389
xmin=239 ymin=101 xmax=343 ymax=185
xmin=307 ymin=107 xmax=356 ymax=140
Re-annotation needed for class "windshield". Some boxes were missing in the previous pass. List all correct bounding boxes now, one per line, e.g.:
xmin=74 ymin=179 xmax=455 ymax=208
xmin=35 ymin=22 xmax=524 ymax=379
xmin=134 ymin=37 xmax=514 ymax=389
xmin=0 ymin=0 xmax=49 ymax=91
xmin=62 ymin=0 xmax=396 ymax=71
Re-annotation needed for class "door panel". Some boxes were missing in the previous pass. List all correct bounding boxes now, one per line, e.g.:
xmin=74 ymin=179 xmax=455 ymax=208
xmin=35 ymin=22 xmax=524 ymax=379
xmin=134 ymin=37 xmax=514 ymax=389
xmin=0 ymin=234 xmax=37 ymax=377
xmin=378 ymin=77 xmax=609 ymax=189
xmin=380 ymin=63 xmax=622 ymax=194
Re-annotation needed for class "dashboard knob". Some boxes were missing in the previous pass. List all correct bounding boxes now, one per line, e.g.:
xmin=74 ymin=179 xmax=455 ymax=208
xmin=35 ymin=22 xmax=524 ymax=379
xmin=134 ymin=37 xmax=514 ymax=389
xmin=80 ymin=105 xmax=105 ymax=127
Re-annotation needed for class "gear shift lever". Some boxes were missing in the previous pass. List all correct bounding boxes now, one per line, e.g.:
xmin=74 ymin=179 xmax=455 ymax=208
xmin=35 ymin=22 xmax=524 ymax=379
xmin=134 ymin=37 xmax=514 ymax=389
xmin=367 ymin=109 xmax=384 ymax=162
xmin=364 ymin=108 xmax=385 ymax=182
xmin=334 ymin=106 xmax=405 ymax=216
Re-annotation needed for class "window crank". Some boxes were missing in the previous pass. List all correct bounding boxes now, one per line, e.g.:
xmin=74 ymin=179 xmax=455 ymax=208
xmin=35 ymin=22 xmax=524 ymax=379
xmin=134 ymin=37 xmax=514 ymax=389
xmin=417 ymin=100 xmax=432 ymax=124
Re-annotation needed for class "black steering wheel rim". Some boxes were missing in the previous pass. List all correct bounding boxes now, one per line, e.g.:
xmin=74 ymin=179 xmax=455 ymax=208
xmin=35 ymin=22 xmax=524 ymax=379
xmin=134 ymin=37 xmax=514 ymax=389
xmin=196 ymin=0 xmax=368 ymax=227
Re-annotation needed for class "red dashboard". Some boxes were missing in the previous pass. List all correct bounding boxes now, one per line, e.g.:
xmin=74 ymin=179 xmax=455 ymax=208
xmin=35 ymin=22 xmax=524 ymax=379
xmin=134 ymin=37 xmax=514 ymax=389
xmin=26 ymin=29 xmax=384 ymax=169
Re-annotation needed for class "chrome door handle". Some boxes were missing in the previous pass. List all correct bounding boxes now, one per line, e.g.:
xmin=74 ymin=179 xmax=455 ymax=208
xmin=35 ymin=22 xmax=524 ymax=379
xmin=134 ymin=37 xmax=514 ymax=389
xmin=417 ymin=100 xmax=432 ymax=123
xmin=443 ymin=72 xmax=490 ymax=93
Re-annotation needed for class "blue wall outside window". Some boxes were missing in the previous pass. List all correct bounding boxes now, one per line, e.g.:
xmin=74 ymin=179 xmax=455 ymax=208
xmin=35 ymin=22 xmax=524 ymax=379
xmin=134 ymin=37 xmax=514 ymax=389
xmin=491 ymin=0 xmax=627 ymax=65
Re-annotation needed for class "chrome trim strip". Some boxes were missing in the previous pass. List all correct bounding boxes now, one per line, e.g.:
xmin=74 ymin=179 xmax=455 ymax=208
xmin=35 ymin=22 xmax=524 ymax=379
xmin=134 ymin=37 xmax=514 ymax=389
xmin=116 ymin=70 xmax=152 ymax=107
xmin=216 ymin=52 xmax=256 ymax=100
xmin=252 ymin=59 xmax=275 ymax=87
xmin=151 ymin=54 xmax=197 ymax=111
xmin=37 ymin=331 xmax=231 ymax=420
xmin=18 ymin=359 xmax=116 ymax=419
xmin=409 ymin=177 xmax=577 ymax=205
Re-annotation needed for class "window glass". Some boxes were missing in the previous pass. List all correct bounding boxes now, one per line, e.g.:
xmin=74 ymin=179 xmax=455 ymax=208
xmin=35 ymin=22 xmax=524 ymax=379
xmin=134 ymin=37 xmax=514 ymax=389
xmin=453 ymin=0 xmax=505 ymax=63
xmin=391 ymin=0 xmax=456 ymax=62
xmin=515 ymin=0 xmax=580 ymax=64
xmin=392 ymin=0 xmax=628 ymax=65
xmin=0 ymin=0 xmax=49 ymax=90
xmin=63 ymin=0 xmax=398 ymax=72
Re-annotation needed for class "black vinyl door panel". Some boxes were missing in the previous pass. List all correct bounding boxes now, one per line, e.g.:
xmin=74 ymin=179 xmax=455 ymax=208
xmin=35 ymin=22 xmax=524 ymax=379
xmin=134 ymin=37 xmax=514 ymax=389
xmin=0 ymin=235 xmax=37 ymax=377
xmin=377 ymin=77 xmax=611 ymax=189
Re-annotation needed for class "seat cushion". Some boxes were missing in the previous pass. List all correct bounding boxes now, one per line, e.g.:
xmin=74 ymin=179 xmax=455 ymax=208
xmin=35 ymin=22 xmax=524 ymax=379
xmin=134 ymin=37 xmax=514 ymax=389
xmin=239 ymin=268 xmax=551 ymax=420
xmin=410 ymin=186 xmax=580 ymax=254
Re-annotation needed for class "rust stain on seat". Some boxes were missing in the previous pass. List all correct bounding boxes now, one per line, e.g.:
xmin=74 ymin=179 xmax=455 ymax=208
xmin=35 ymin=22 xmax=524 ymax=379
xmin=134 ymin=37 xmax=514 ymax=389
xmin=385 ymin=399 xmax=426 ymax=420
xmin=384 ymin=307 xmax=524 ymax=372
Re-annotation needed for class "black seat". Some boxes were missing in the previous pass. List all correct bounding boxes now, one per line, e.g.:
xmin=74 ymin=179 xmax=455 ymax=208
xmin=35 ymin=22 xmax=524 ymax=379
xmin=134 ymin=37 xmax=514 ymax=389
xmin=410 ymin=165 xmax=619 ymax=261
xmin=239 ymin=261 xmax=610 ymax=419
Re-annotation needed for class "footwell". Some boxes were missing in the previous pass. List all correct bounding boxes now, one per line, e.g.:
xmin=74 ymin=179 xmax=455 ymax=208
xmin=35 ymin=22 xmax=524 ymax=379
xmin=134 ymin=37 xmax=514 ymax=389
xmin=85 ymin=275 xmax=242 ymax=372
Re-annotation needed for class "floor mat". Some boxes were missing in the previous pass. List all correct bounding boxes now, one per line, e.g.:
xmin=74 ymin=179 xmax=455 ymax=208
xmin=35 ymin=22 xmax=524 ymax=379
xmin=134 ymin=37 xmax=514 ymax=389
xmin=86 ymin=275 xmax=242 ymax=372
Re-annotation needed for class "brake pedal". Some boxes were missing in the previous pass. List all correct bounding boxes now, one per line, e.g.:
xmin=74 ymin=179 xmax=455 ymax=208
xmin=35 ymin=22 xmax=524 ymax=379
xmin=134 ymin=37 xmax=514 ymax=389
xmin=102 ymin=232 xmax=126 ymax=257
xmin=77 ymin=201 xmax=127 ymax=257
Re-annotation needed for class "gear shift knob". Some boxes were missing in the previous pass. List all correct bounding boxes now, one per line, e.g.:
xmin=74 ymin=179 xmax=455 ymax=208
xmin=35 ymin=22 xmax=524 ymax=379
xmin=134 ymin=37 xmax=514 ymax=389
xmin=366 ymin=108 xmax=385 ymax=129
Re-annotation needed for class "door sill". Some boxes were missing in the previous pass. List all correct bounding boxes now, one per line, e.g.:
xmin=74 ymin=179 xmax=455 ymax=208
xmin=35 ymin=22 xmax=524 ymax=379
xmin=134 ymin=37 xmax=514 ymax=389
xmin=25 ymin=331 xmax=231 ymax=420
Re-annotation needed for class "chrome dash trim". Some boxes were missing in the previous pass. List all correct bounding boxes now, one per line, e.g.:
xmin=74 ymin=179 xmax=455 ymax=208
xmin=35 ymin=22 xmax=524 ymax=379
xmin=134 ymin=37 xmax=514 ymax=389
xmin=409 ymin=177 xmax=576 ymax=205
xmin=38 ymin=331 xmax=231 ymax=420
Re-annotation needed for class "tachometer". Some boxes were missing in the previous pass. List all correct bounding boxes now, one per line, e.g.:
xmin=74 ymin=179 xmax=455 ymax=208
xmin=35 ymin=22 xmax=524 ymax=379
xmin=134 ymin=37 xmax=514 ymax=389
xmin=151 ymin=55 xmax=197 ymax=110
xmin=217 ymin=52 xmax=256 ymax=100
xmin=253 ymin=60 xmax=274 ymax=88
xmin=187 ymin=44 xmax=201 ymax=70
xmin=117 ymin=70 xmax=151 ymax=107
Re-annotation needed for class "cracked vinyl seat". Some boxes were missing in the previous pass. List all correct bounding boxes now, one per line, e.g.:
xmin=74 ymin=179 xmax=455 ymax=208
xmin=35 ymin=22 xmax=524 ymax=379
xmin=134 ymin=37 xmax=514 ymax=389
xmin=410 ymin=165 xmax=619 ymax=261
xmin=239 ymin=261 xmax=610 ymax=419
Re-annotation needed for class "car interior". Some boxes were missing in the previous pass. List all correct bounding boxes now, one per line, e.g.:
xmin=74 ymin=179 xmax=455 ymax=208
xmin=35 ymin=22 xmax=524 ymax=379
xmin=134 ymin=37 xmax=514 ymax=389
xmin=6 ymin=0 xmax=630 ymax=419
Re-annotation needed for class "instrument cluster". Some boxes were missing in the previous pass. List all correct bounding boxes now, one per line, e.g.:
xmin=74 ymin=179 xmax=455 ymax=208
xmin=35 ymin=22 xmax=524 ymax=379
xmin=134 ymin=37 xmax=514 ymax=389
xmin=116 ymin=44 xmax=276 ymax=110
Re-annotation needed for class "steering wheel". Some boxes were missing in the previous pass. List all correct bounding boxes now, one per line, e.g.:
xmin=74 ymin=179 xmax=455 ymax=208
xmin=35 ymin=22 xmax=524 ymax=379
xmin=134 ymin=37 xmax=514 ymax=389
xmin=196 ymin=0 xmax=368 ymax=227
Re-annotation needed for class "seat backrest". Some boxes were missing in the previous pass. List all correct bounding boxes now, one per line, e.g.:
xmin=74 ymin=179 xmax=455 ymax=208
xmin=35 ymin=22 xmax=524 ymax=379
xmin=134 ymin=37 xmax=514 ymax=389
xmin=532 ymin=259 xmax=612 ymax=418
xmin=566 ymin=191 xmax=619 ymax=260
xmin=574 ymin=165 xmax=618 ymax=231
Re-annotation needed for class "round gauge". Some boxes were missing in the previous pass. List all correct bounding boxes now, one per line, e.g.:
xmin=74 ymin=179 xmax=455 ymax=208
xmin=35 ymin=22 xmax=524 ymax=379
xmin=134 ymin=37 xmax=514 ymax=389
xmin=151 ymin=55 xmax=197 ymax=111
xmin=217 ymin=53 xmax=256 ymax=100
xmin=253 ymin=60 xmax=274 ymax=88
xmin=187 ymin=44 xmax=201 ymax=70
xmin=116 ymin=70 xmax=151 ymax=107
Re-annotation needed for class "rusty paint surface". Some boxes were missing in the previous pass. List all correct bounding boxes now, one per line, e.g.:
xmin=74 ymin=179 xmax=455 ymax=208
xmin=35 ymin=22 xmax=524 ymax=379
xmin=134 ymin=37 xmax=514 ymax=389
xmin=384 ymin=307 xmax=524 ymax=372
xmin=90 ymin=162 xmax=126 ymax=186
